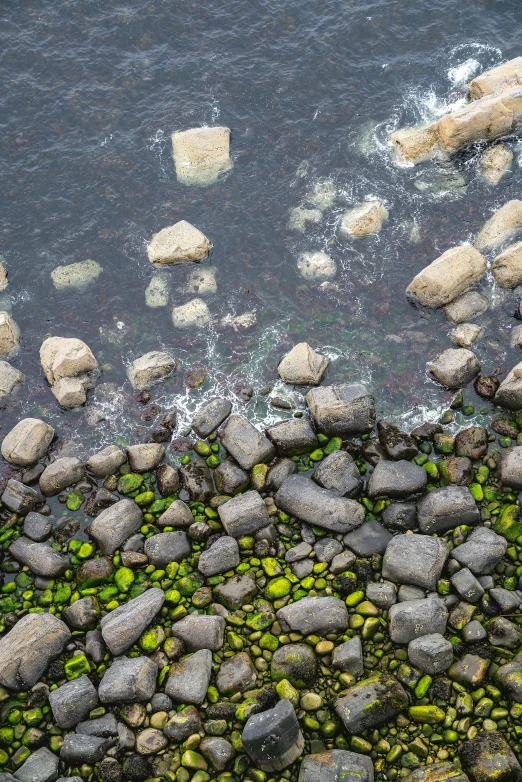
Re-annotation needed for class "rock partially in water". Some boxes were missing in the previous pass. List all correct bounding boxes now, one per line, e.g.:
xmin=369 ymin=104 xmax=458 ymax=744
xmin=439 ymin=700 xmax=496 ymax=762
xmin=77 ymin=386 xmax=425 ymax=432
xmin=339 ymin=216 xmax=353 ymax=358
xmin=39 ymin=456 xmax=85 ymax=496
xmin=306 ymin=383 xmax=375 ymax=437
xmin=469 ymin=57 xmax=522 ymax=98
xmin=127 ymin=351 xmax=177 ymax=390
xmin=0 ymin=360 xmax=23 ymax=399
xmin=406 ymin=245 xmax=486 ymax=308
xmin=278 ymin=342 xmax=328 ymax=385
xmin=148 ymin=220 xmax=210 ymax=265
xmin=171 ymin=126 xmax=232 ymax=186
xmin=145 ymin=273 xmax=170 ymax=307
xmin=429 ymin=348 xmax=480 ymax=389
xmin=480 ymin=143 xmax=513 ymax=185
xmin=171 ymin=297 xmax=211 ymax=329
xmin=492 ymin=240 xmax=522 ymax=288
xmin=86 ymin=444 xmax=126 ymax=478
xmin=340 ymin=201 xmax=388 ymax=238
xmin=191 ymin=397 xmax=232 ymax=438
xmin=297 ymin=251 xmax=337 ymax=281
xmin=0 ymin=311 xmax=20 ymax=358
xmin=389 ymin=124 xmax=439 ymax=164
xmin=444 ymin=291 xmax=489 ymax=324
xmin=51 ymin=259 xmax=102 ymax=291
xmin=494 ymin=360 xmax=522 ymax=409
xmin=451 ymin=322 xmax=483 ymax=348
xmin=287 ymin=206 xmax=322 ymax=232
xmin=475 ymin=199 xmax=522 ymax=253
xmin=181 ymin=265 xmax=217 ymax=296
xmin=40 ymin=336 xmax=98 ymax=408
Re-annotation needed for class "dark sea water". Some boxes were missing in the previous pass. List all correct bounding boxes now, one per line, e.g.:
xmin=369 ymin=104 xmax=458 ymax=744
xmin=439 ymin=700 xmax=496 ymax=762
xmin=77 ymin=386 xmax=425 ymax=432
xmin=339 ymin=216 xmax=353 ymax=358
xmin=2 ymin=0 xmax=522 ymax=458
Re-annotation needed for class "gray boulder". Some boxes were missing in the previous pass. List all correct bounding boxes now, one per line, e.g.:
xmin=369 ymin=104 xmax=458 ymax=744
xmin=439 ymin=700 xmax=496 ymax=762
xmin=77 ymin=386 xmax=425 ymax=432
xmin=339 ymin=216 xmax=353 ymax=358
xmin=214 ymin=459 xmax=249 ymax=494
xmin=62 ymin=596 xmax=99 ymax=629
xmin=49 ymin=675 xmax=99 ymax=728
xmin=216 ymin=651 xmax=257 ymax=694
xmin=144 ymin=531 xmax=190 ymax=567
xmin=343 ymin=520 xmax=392 ymax=556
xmin=242 ymin=698 xmax=305 ymax=772
xmin=408 ymin=633 xmax=454 ymax=674
xmin=314 ymin=537 xmax=342 ymax=563
xmin=0 ymin=613 xmax=71 ymax=690
xmin=298 ymin=750 xmax=374 ymax=782
xmin=170 ymin=614 xmax=225 ymax=652
xmin=381 ymin=502 xmax=416 ymax=531
xmin=164 ymin=705 xmax=201 ymax=741
xmin=365 ymin=581 xmax=397 ymax=609
xmin=312 ymin=450 xmax=363 ymax=497
xmin=87 ymin=499 xmax=142 ymax=556
xmin=497 ymin=447 xmax=522 ymax=489
xmin=306 ymin=383 xmax=375 ymax=437
xmin=166 ymin=649 xmax=212 ymax=705
xmin=275 ymin=475 xmax=364 ymax=534
xmin=388 ymin=598 xmax=448 ymax=643
xmin=214 ymin=575 xmax=257 ymax=609
xmin=335 ymin=673 xmax=408 ymax=733
xmin=219 ymin=414 xmax=275 ymax=470
xmin=368 ymin=459 xmax=427 ymax=498
xmin=100 ymin=588 xmax=165 ymax=655
xmin=218 ymin=490 xmax=270 ymax=537
xmin=86 ymin=445 xmax=126 ymax=478
xmin=126 ymin=443 xmax=164 ymax=472
xmin=192 ymin=398 xmax=232 ymax=438
xmin=429 ymin=348 xmax=481 ymax=389
xmin=39 ymin=457 xmax=85 ymax=496
xmin=265 ymin=419 xmax=318 ymax=456
xmin=497 ymin=657 xmax=522 ymax=703
xmin=451 ymin=527 xmax=507 ymax=574
xmin=9 ymin=537 xmax=68 ymax=577
xmin=60 ymin=734 xmax=111 ymax=764
xmin=199 ymin=736 xmax=235 ymax=772
xmin=494 ymin=360 xmax=522 ymax=410
xmin=331 ymin=637 xmax=364 ymax=677
xmin=76 ymin=714 xmax=118 ymax=737
xmin=23 ymin=512 xmax=52 ymax=542
xmin=198 ymin=536 xmax=240 ymax=576
xmin=277 ymin=596 xmax=348 ymax=636
xmin=266 ymin=458 xmax=297 ymax=491
xmin=158 ymin=499 xmax=193 ymax=527
xmin=417 ymin=486 xmax=479 ymax=534
xmin=451 ymin=568 xmax=484 ymax=604
xmin=12 ymin=748 xmax=59 ymax=782
xmin=488 ymin=616 xmax=521 ymax=648
xmin=1 ymin=480 xmax=44 ymax=514
xmin=382 ymin=533 xmax=448 ymax=590
xmin=98 ymin=656 xmax=158 ymax=703
xmin=179 ymin=459 xmax=214 ymax=502
xmin=1 ymin=418 xmax=54 ymax=466
xmin=406 ymin=762 xmax=470 ymax=782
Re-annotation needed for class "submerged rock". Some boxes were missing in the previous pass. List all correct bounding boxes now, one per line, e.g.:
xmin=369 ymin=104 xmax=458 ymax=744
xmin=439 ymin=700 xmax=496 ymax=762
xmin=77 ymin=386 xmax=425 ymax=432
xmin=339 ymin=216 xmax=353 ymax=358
xmin=148 ymin=220 xmax=210 ymax=265
xmin=171 ymin=297 xmax=211 ymax=329
xmin=145 ymin=272 xmax=170 ymax=307
xmin=406 ymin=245 xmax=486 ymax=308
xmin=444 ymin=291 xmax=488 ymax=324
xmin=297 ymin=251 xmax=337 ymax=281
xmin=278 ymin=342 xmax=328 ymax=385
xmin=40 ymin=336 xmax=98 ymax=408
xmin=480 ymin=143 xmax=513 ymax=185
xmin=51 ymin=259 xmax=102 ymax=291
xmin=451 ymin=322 xmax=483 ymax=348
xmin=0 ymin=360 xmax=24 ymax=399
xmin=182 ymin=265 xmax=217 ymax=296
xmin=171 ymin=126 xmax=232 ymax=186
xmin=429 ymin=348 xmax=480 ymax=389
xmin=340 ymin=200 xmax=388 ymax=238
xmin=389 ymin=124 xmax=439 ymax=164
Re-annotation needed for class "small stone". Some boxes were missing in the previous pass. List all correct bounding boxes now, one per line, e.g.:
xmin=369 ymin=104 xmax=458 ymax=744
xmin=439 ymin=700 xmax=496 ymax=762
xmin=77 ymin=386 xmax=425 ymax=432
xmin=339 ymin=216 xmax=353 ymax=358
xmin=87 ymin=499 xmax=143 ymax=556
xmin=332 ymin=637 xmax=363 ymax=677
xmin=0 ymin=361 xmax=23 ymax=398
xmin=164 ymin=705 xmax=201 ymax=741
xmin=451 ymin=527 xmax=507 ymax=574
xmin=312 ymin=450 xmax=362 ymax=498
xmin=218 ymin=490 xmax=270 ymax=537
xmin=0 ymin=311 xmax=20 ymax=358
xmin=126 ymin=443 xmax=164 ymax=471
xmin=275 ymin=474 xmax=364 ymax=534
xmin=144 ymin=531 xmax=190 ymax=567
xmin=148 ymin=220 xmax=210 ymax=265
xmin=271 ymin=644 xmax=317 ymax=689
xmin=51 ymin=259 xmax=102 ymax=290
xmin=145 ymin=272 xmax=170 ymax=307
xmin=219 ymin=414 xmax=275 ymax=470
xmin=340 ymin=200 xmax=388 ymax=238
xmin=86 ymin=445 xmax=126 ymax=479
xmin=408 ymin=633 xmax=454 ymax=675
xmin=181 ymin=265 xmax=217 ymax=296
xmin=135 ymin=728 xmax=167 ymax=755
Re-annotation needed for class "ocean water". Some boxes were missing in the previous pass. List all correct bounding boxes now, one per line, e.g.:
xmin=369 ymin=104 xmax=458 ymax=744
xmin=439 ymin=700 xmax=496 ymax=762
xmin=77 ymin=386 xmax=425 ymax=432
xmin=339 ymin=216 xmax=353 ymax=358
xmin=1 ymin=0 xmax=522 ymax=461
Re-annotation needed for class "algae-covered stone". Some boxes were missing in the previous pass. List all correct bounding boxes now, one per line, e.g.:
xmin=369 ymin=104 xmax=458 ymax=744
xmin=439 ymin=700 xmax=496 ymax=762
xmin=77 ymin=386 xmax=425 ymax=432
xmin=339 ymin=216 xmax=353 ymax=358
xmin=406 ymin=762 xmax=470 ymax=782
xmin=242 ymin=698 xmax=305 ymax=772
xmin=493 ymin=503 xmax=522 ymax=541
xmin=335 ymin=672 xmax=408 ymax=733
xmin=271 ymin=644 xmax=317 ymax=689
xmin=459 ymin=730 xmax=522 ymax=782
xmin=497 ymin=656 xmax=522 ymax=703
xmin=298 ymin=749 xmax=374 ymax=782
xmin=164 ymin=705 xmax=201 ymax=741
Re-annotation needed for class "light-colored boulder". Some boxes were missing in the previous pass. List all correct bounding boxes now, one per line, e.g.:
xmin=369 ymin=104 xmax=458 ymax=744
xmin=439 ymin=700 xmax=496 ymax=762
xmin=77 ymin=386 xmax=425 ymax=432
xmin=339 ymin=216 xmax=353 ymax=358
xmin=389 ymin=124 xmax=439 ymax=164
xmin=287 ymin=206 xmax=322 ymax=232
xmin=480 ymin=144 xmax=513 ymax=185
xmin=0 ymin=361 xmax=24 ymax=398
xmin=429 ymin=348 xmax=481 ymax=389
xmin=492 ymin=241 xmax=522 ymax=287
xmin=469 ymin=57 xmax=522 ymax=98
xmin=52 ymin=376 xmax=92 ymax=408
xmin=340 ymin=201 xmax=388 ymax=238
xmin=510 ymin=325 xmax=522 ymax=349
xmin=51 ymin=259 xmax=102 ymax=291
xmin=219 ymin=312 xmax=257 ymax=331
xmin=444 ymin=291 xmax=488 ymax=324
xmin=451 ymin=323 xmax=483 ymax=349
xmin=1 ymin=418 xmax=55 ymax=466
xmin=171 ymin=126 xmax=232 ymax=186
xmin=0 ymin=312 xmax=20 ymax=358
xmin=495 ymin=361 xmax=522 ymax=410
xmin=145 ymin=273 xmax=170 ymax=307
xmin=171 ymin=298 xmax=211 ymax=329
xmin=127 ymin=351 xmax=177 ymax=390
xmin=278 ymin=343 xmax=328 ymax=385
xmin=147 ymin=221 xmax=210 ymax=265
xmin=297 ymin=251 xmax=336 ymax=281
xmin=0 ymin=261 xmax=7 ymax=291
xmin=40 ymin=336 xmax=98 ymax=385
xmin=475 ymin=200 xmax=522 ymax=252
xmin=182 ymin=266 xmax=217 ymax=296
xmin=406 ymin=245 xmax=486 ymax=307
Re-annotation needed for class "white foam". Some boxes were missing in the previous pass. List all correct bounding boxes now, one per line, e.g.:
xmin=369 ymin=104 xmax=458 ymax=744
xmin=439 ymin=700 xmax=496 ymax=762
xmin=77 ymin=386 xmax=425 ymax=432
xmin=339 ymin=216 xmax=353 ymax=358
xmin=447 ymin=58 xmax=481 ymax=86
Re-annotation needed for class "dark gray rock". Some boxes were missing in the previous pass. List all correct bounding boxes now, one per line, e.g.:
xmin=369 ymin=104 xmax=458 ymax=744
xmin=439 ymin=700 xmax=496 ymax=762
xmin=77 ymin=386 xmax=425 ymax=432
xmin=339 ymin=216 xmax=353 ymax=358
xmin=150 ymin=693 xmax=172 ymax=713
xmin=62 ymin=596 xmax=99 ymax=630
xmin=86 ymin=445 xmax=126 ymax=478
xmin=331 ymin=637 xmax=363 ymax=677
xmin=98 ymin=656 xmax=158 ymax=704
xmin=214 ymin=575 xmax=257 ymax=609
xmin=242 ymin=698 xmax=305 ymax=772
xmin=329 ymin=550 xmax=356 ymax=574
xmin=277 ymin=596 xmax=348 ymax=636
xmin=60 ymin=734 xmax=111 ymax=765
xmin=83 ymin=488 xmax=119 ymax=516
xmin=382 ymin=533 xmax=448 ymax=590
xmin=157 ymin=499 xmax=193 ymax=527
xmin=265 ymin=418 xmax=318 ymax=456
xmin=490 ymin=587 xmax=521 ymax=613
xmin=463 ymin=620 xmax=487 ymax=643
xmin=408 ymin=633 xmax=454 ymax=674
xmin=9 ymin=537 xmax=68 ymax=577
xmin=144 ymin=531 xmax=190 ymax=567
xmin=271 ymin=644 xmax=317 ymax=688
xmin=39 ymin=457 xmax=85 ymax=496
xmin=314 ymin=538 xmax=343 ymax=562
xmin=388 ymin=598 xmax=448 ymax=643
xmin=163 ymin=705 xmax=201 ymax=741
xmin=488 ymin=617 xmax=521 ymax=648
xmin=156 ymin=463 xmax=180 ymax=496
xmin=214 ymin=459 xmax=249 ymax=494
xmin=451 ymin=527 xmax=507 ymax=574
xmin=398 ymin=585 xmax=425 ymax=602
xmin=1 ymin=479 xmax=44 ymax=514
xmin=451 ymin=568 xmax=484 ymax=604
xmin=275 ymin=475 xmax=364 ymax=534
xmin=218 ymin=490 xmax=270 ymax=537
xmin=219 ymin=414 xmax=276 ymax=470
xmin=100 ymin=588 xmax=165 ymax=655
xmin=292 ymin=559 xmax=314 ymax=579
xmin=459 ymin=731 xmax=522 ymax=782
xmin=449 ymin=654 xmax=490 ymax=686
xmin=343 ymin=520 xmax=392 ymax=556
xmin=170 ymin=614 xmax=225 ymax=652
xmin=367 ymin=460 xmax=427 ymax=498
xmin=49 ymin=675 xmax=99 ymax=728
xmin=126 ymin=443 xmax=164 ymax=472
xmin=198 ymin=536 xmax=240 ymax=576
xmin=23 ymin=512 xmax=52 ymax=542
xmin=192 ymin=398 xmax=232 ymax=438
xmin=216 ymin=651 xmax=257 ymax=694
xmin=165 ymin=648 xmax=212 ymax=705
xmin=378 ymin=420 xmax=419 ymax=460
xmin=266 ymin=458 xmax=297 ymax=491
xmin=285 ymin=542 xmax=312 ymax=563
xmin=298 ymin=750 xmax=374 ymax=782
xmin=306 ymin=384 xmax=375 ymax=437
xmin=381 ymin=502 xmax=417 ymax=531
xmin=199 ymin=737 xmax=234 ymax=772
xmin=180 ymin=459 xmax=214 ymax=502
xmin=87 ymin=499 xmax=142 ymax=556
xmin=366 ymin=581 xmax=397 ymax=609
xmin=417 ymin=486 xmax=479 ymax=534
xmin=85 ymin=630 xmax=106 ymax=664
xmin=497 ymin=657 xmax=522 ymax=703
xmin=12 ymin=748 xmax=59 ymax=782
xmin=335 ymin=673 xmax=408 ymax=733
xmin=77 ymin=713 xmax=118 ymax=737
xmin=312 ymin=450 xmax=362 ymax=498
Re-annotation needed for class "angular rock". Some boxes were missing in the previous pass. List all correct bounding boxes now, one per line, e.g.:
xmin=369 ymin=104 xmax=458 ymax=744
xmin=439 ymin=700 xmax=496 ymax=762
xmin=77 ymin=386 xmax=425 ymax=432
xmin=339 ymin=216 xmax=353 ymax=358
xmin=444 ymin=291 xmax=489 ymax=324
xmin=12 ymin=748 xmax=59 ymax=782
xmin=306 ymin=383 xmax=375 ymax=437
xmin=451 ymin=527 xmax=507 ymax=574
xmin=455 ymin=427 xmax=488 ymax=459
xmin=219 ymin=414 xmax=275 ymax=470
xmin=23 ymin=512 xmax=52 ymax=542
xmin=277 ymin=343 xmax=328 ymax=385
xmin=214 ymin=459 xmax=249 ymax=494
xmin=40 ymin=336 xmax=98 ymax=399
xmin=39 ymin=457 xmax=85 ymax=497
xmin=475 ymin=199 xmax=522 ymax=252
xmin=157 ymin=499 xmax=193 ymax=527
xmin=216 ymin=651 xmax=257 ymax=694
xmin=451 ymin=568 xmax=484 ymax=604
xmin=277 ymin=596 xmax=348 ymax=637
xmin=265 ymin=418 xmax=318 ymax=456
xmin=406 ymin=245 xmax=486 ymax=308
xmin=163 ymin=705 xmax=201 ymax=741
xmin=214 ymin=574 xmax=257 ymax=609
xmin=0 ymin=361 xmax=23 ymax=398
xmin=144 ymin=531 xmax=190 ymax=567
xmin=275 ymin=474 xmax=364 ymax=534
xmin=0 ymin=312 xmax=20 ymax=358
xmin=198 ymin=536 xmax=240 ymax=577
xmin=312 ymin=450 xmax=362 ymax=497
xmin=331 ymin=637 xmax=363 ymax=677
xmin=340 ymin=201 xmax=388 ymax=238
xmin=417 ymin=486 xmax=479 ymax=534
xmin=148 ymin=220 xmax=210 ymax=265
xmin=0 ymin=613 xmax=71 ymax=690
xmin=389 ymin=124 xmax=439 ymax=164
xmin=98 ymin=656 xmax=158 ymax=704
xmin=381 ymin=502 xmax=416 ymax=531
xmin=495 ymin=362 xmax=522 ymax=410
xmin=156 ymin=463 xmax=180 ymax=496
xmin=335 ymin=672 xmax=408 ymax=733
xmin=497 ymin=656 xmax=522 ymax=703
xmin=86 ymin=445 xmax=126 ymax=479
xmin=192 ymin=398 xmax=232 ymax=438
xmin=126 ymin=443 xmax=164 ymax=472
xmin=408 ymin=633 xmax=453 ymax=675
xmin=199 ymin=737 xmax=234 ymax=772
xmin=377 ymin=420 xmax=418 ymax=460
xmin=172 ymin=297 xmax=211 ymax=329
xmin=60 ymin=734 xmax=111 ymax=764
xmin=297 ymin=251 xmax=337 ymax=281
xmin=388 ymin=598 xmax=448 ymax=643
xmin=480 ymin=144 xmax=513 ymax=186
xmin=459 ymin=730 xmax=522 ymax=782
xmin=165 ymin=648 xmax=212 ymax=705
xmin=170 ymin=614 xmax=225 ymax=652
xmin=406 ymin=762 xmax=470 ymax=782
xmin=488 ymin=616 xmax=521 ymax=648
xmin=49 ymin=675 xmax=99 ymax=729
xmin=469 ymin=57 xmax=522 ymax=98
xmin=429 ymin=348 xmax=481 ymax=389
xmin=366 ymin=581 xmax=397 ymax=609
xmin=451 ymin=322 xmax=483 ymax=349
xmin=62 ymin=596 xmax=99 ymax=630
xmin=100 ymin=588 xmax=165 ymax=655
xmin=298 ymin=750 xmax=374 ymax=782
xmin=382 ymin=533 xmax=448 ymax=590
xmin=87 ymin=499 xmax=143 ymax=556
xmin=266 ymin=457 xmax=297 ymax=491
xmin=368 ymin=459 xmax=427 ymax=498
xmin=182 ymin=264 xmax=217 ymax=296
xmin=314 ymin=537 xmax=342 ymax=562
xmin=218 ymin=490 xmax=270 ymax=537
xmin=492 ymin=241 xmax=522 ymax=288
xmin=343 ymin=520 xmax=392 ymax=556
xmin=171 ymin=126 xmax=231 ymax=186
xmin=9 ymin=537 xmax=68 ymax=577
xmin=1 ymin=418 xmax=54 ymax=466
xmin=127 ymin=352 xmax=177 ymax=390
xmin=242 ymin=698 xmax=305 ymax=772
xmin=179 ymin=459 xmax=214 ymax=501
xmin=1 ymin=480 xmax=43 ymax=514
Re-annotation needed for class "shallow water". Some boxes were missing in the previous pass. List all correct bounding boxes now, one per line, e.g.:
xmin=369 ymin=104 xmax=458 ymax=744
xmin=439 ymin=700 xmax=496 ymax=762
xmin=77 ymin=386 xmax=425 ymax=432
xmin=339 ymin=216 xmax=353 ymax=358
xmin=2 ymin=0 xmax=522 ymax=460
